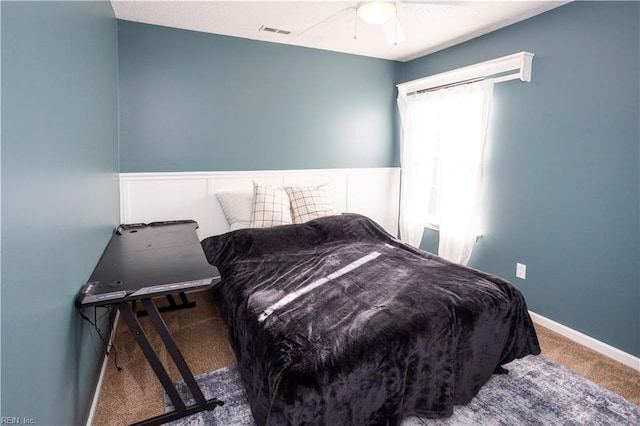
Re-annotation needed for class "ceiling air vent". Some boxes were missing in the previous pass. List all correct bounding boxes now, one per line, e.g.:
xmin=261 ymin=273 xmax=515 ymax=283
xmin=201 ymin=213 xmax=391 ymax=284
xmin=259 ymin=25 xmax=291 ymax=35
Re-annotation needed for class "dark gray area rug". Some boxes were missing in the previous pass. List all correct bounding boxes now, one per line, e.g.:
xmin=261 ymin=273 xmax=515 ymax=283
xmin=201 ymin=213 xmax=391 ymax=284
xmin=165 ymin=355 xmax=639 ymax=425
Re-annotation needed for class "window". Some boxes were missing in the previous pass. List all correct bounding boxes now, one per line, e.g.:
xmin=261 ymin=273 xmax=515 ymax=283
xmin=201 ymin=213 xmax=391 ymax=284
xmin=398 ymin=82 xmax=493 ymax=265
xmin=396 ymin=52 xmax=533 ymax=265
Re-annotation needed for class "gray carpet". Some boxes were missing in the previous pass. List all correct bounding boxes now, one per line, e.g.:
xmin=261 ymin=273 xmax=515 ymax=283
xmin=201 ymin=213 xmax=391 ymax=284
xmin=165 ymin=355 xmax=640 ymax=425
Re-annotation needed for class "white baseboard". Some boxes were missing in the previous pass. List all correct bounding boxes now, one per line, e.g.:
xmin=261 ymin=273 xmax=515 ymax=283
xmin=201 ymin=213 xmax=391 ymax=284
xmin=86 ymin=312 xmax=120 ymax=426
xmin=529 ymin=311 xmax=640 ymax=372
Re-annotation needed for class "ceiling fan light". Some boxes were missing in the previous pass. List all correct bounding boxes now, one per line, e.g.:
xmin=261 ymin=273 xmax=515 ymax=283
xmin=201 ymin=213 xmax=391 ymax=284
xmin=357 ymin=1 xmax=396 ymax=25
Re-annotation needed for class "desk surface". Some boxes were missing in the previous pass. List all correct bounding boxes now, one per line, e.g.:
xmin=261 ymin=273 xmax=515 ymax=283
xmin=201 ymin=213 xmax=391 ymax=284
xmin=76 ymin=220 xmax=220 ymax=307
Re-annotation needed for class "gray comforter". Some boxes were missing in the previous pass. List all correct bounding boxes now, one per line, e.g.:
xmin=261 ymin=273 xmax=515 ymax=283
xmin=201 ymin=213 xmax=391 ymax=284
xmin=201 ymin=213 xmax=540 ymax=425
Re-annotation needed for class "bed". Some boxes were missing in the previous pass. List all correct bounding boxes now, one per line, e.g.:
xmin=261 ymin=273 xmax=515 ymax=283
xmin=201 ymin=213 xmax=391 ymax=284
xmin=201 ymin=213 xmax=540 ymax=425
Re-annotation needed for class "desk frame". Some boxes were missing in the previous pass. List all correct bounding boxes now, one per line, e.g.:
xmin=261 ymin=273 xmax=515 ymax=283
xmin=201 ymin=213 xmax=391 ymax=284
xmin=117 ymin=293 xmax=223 ymax=426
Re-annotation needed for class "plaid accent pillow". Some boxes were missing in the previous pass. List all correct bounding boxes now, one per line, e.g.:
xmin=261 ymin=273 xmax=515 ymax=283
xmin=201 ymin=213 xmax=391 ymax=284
xmin=285 ymin=184 xmax=335 ymax=224
xmin=250 ymin=183 xmax=293 ymax=228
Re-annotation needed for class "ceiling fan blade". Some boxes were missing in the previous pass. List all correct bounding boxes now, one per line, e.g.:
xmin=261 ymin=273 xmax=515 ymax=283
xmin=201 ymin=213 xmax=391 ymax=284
xmin=381 ymin=16 xmax=406 ymax=46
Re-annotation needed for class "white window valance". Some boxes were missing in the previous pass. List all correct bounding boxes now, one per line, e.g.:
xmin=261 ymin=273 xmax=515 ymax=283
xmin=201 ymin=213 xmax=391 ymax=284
xmin=397 ymin=51 xmax=534 ymax=97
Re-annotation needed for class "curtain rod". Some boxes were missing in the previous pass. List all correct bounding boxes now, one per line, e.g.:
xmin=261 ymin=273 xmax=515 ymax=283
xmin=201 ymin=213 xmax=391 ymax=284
xmin=416 ymin=77 xmax=484 ymax=94
xmin=397 ymin=51 xmax=534 ymax=97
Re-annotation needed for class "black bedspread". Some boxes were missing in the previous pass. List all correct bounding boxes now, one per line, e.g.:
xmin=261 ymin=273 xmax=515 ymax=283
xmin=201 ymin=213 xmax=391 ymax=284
xmin=201 ymin=213 xmax=540 ymax=425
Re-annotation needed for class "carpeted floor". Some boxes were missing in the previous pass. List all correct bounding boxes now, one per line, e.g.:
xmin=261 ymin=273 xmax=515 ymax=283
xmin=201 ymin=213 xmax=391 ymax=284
xmin=92 ymin=290 xmax=640 ymax=425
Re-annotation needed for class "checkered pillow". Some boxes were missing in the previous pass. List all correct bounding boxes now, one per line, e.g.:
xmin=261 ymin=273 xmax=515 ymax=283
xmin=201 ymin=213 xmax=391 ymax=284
xmin=285 ymin=184 xmax=335 ymax=224
xmin=250 ymin=183 xmax=293 ymax=228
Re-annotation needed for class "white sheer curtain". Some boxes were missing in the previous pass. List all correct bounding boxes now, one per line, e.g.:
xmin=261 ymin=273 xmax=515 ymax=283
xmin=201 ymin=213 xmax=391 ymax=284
xmin=397 ymin=93 xmax=434 ymax=247
xmin=397 ymin=81 xmax=494 ymax=265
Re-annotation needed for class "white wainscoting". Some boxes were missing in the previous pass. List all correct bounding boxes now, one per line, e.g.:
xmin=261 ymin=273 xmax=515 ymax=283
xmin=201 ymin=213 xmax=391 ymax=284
xmin=120 ymin=168 xmax=401 ymax=240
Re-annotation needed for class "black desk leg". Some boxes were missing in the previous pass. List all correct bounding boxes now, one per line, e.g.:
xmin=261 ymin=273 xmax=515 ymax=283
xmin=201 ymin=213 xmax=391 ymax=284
xmin=141 ymin=298 xmax=206 ymax=406
xmin=116 ymin=300 xmax=223 ymax=426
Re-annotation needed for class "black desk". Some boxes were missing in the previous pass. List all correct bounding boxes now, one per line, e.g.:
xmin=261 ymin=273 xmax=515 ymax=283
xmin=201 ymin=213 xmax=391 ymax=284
xmin=76 ymin=220 xmax=223 ymax=426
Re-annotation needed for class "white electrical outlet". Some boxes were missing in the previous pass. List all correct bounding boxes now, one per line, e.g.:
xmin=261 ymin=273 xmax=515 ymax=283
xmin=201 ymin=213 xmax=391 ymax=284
xmin=516 ymin=263 xmax=527 ymax=280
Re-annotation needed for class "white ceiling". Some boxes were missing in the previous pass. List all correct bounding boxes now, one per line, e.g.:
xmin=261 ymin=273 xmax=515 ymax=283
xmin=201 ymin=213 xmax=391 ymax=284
xmin=110 ymin=0 xmax=570 ymax=62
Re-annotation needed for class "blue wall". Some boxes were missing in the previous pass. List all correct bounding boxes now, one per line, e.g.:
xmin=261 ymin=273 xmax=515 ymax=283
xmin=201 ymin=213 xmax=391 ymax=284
xmin=1 ymin=1 xmax=119 ymax=424
xmin=403 ymin=1 xmax=640 ymax=356
xmin=118 ymin=20 xmax=401 ymax=172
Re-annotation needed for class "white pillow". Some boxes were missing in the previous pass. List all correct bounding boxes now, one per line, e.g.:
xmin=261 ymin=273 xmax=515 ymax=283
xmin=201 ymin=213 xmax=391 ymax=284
xmin=250 ymin=182 xmax=293 ymax=228
xmin=285 ymin=183 xmax=335 ymax=223
xmin=215 ymin=191 xmax=253 ymax=231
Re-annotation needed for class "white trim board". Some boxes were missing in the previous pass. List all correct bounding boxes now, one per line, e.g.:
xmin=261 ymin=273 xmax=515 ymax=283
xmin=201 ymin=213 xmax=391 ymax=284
xmin=120 ymin=168 xmax=401 ymax=240
xmin=529 ymin=311 xmax=640 ymax=372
